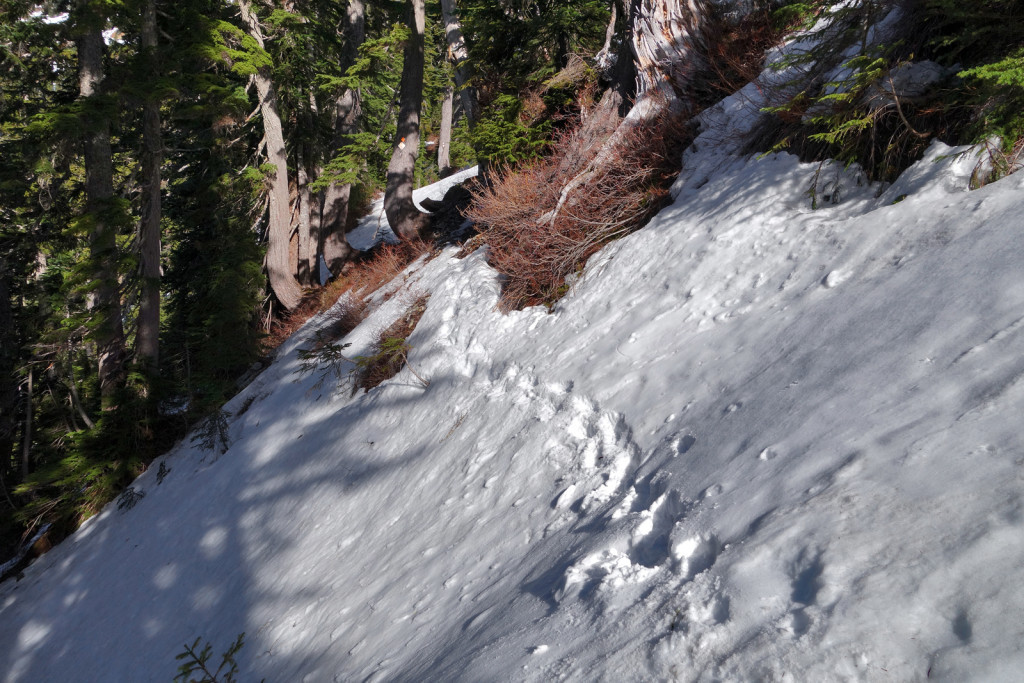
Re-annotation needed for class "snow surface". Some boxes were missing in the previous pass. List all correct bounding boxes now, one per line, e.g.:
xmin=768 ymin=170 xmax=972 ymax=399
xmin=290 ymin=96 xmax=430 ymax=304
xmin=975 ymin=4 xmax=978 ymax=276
xmin=346 ymin=166 xmax=479 ymax=251
xmin=3 ymin=64 xmax=1024 ymax=683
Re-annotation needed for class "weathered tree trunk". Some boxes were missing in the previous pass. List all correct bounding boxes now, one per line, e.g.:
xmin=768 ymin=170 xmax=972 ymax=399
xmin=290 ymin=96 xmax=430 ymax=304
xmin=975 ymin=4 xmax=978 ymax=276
xmin=75 ymin=5 xmax=127 ymax=406
xmin=438 ymin=85 xmax=453 ymax=176
xmin=540 ymin=0 xmax=711 ymax=229
xmin=21 ymin=368 xmax=31 ymax=479
xmin=440 ymin=0 xmax=479 ymax=129
xmin=239 ymin=0 xmax=303 ymax=310
xmin=384 ymin=0 xmax=429 ymax=241
xmin=628 ymin=0 xmax=710 ymax=102
xmin=137 ymin=0 xmax=162 ymax=370
xmin=297 ymin=145 xmax=314 ymax=287
xmin=308 ymin=177 xmax=323 ymax=283
xmin=321 ymin=0 xmax=366 ymax=274
xmin=0 ymin=264 xmax=16 ymax=485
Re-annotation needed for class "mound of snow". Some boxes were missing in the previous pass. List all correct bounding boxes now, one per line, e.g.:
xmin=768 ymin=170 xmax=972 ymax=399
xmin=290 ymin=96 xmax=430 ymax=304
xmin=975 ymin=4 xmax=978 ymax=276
xmin=3 ymin=82 xmax=1024 ymax=683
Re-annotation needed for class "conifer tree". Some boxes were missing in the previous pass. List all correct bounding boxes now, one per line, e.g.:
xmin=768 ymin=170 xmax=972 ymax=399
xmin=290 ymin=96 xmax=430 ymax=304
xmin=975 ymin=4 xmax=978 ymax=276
xmin=321 ymin=0 xmax=366 ymax=274
xmin=72 ymin=0 xmax=128 ymax=406
xmin=136 ymin=0 xmax=162 ymax=371
xmin=238 ymin=0 xmax=303 ymax=311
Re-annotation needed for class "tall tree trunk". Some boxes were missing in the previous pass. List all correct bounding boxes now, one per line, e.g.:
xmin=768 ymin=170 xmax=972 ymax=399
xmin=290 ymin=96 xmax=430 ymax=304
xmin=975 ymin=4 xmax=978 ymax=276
xmin=440 ymin=0 xmax=479 ymax=129
xmin=0 ymin=264 xmax=16 ymax=482
xmin=437 ymin=85 xmax=453 ymax=176
xmin=308 ymin=177 xmax=323 ymax=284
xmin=137 ymin=0 xmax=162 ymax=371
xmin=239 ymin=0 xmax=302 ymax=310
xmin=21 ymin=368 xmax=31 ymax=479
xmin=66 ymin=347 xmax=95 ymax=430
xmin=75 ymin=4 xmax=127 ymax=406
xmin=296 ymin=145 xmax=313 ymax=287
xmin=384 ymin=0 xmax=429 ymax=241
xmin=304 ymin=88 xmax=323 ymax=283
xmin=321 ymin=0 xmax=365 ymax=275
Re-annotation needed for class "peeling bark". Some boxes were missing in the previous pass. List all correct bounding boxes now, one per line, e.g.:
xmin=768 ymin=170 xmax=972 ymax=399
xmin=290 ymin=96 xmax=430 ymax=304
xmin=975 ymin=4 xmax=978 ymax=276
xmin=440 ymin=0 xmax=479 ymax=129
xmin=628 ymin=0 xmax=711 ymax=101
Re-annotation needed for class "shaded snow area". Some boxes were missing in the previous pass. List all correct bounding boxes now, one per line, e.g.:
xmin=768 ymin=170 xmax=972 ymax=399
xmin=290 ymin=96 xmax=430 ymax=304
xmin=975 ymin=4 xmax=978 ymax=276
xmin=4 ymin=87 xmax=1024 ymax=683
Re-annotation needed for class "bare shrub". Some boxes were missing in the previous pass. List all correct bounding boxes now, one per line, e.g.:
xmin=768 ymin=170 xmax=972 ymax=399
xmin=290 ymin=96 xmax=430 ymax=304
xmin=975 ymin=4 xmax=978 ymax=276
xmin=264 ymin=290 xmax=324 ymax=352
xmin=318 ymin=239 xmax=432 ymax=310
xmin=264 ymin=239 xmax=430 ymax=359
xmin=466 ymin=104 xmax=692 ymax=311
xmin=317 ymin=298 xmax=368 ymax=344
xmin=460 ymin=5 xmax=794 ymax=313
xmin=697 ymin=4 xmax=787 ymax=102
xmin=296 ymin=295 xmax=369 ymax=398
xmin=297 ymin=293 xmax=431 ymax=397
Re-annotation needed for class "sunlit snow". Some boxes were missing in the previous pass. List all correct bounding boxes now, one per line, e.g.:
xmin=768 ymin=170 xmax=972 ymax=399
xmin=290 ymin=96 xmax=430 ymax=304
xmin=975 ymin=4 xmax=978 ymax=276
xmin=2 ymin=42 xmax=1024 ymax=683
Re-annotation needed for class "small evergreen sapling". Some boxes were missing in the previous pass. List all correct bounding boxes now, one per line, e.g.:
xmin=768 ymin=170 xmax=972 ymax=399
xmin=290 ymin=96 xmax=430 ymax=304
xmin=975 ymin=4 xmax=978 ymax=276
xmin=116 ymin=486 xmax=145 ymax=511
xmin=191 ymin=409 xmax=232 ymax=455
xmin=174 ymin=632 xmax=246 ymax=683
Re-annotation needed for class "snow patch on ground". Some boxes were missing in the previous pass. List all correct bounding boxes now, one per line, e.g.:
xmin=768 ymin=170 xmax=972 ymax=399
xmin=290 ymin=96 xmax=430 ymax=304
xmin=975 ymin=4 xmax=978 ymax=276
xmin=2 ymin=67 xmax=1024 ymax=683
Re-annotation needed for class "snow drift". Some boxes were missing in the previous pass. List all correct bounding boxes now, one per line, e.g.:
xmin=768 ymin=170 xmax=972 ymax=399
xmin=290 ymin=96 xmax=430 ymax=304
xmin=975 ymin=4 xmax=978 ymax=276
xmin=3 ymin=48 xmax=1024 ymax=683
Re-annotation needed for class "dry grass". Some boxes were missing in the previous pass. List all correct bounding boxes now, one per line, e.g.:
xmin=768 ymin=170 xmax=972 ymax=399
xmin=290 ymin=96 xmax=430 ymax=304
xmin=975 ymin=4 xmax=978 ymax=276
xmin=697 ymin=5 xmax=788 ymax=102
xmin=971 ymin=136 xmax=1024 ymax=188
xmin=466 ymin=103 xmax=692 ymax=311
xmin=263 ymin=239 xmax=432 ymax=356
xmin=318 ymin=239 xmax=432 ymax=310
xmin=355 ymin=294 xmax=431 ymax=392
xmin=312 ymin=297 xmax=368 ymax=349
xmin=264 ymin=290 xmax=326 ymax=352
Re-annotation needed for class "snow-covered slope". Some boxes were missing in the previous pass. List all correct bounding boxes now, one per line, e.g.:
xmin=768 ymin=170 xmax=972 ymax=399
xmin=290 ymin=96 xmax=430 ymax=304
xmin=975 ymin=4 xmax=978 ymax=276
xmin=3 ymin=73 xmax=1024 ymax=683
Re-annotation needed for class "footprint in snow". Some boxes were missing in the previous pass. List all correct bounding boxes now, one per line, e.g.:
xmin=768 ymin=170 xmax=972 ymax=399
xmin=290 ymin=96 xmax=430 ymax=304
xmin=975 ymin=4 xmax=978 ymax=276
xmin=785 ymin=546 xmax=825 ymax=637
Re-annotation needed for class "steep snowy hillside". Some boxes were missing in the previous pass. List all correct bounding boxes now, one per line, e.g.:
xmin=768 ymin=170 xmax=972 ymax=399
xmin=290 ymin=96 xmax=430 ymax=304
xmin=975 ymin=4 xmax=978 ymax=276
xmin=3 ymin=50 xmax=1024 ymax=683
